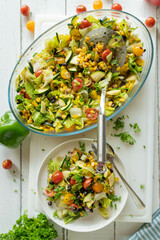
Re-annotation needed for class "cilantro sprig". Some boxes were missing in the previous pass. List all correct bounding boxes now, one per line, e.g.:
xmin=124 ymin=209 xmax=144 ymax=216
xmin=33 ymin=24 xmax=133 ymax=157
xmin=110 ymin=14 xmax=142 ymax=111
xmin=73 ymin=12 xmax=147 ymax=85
xmin=0 ymin=212 xmax=57 ymax=239
xmin=113 ymin=132 xmax=136 ymax=145
xmin=113 ymin=116 xmax=125 ymax=131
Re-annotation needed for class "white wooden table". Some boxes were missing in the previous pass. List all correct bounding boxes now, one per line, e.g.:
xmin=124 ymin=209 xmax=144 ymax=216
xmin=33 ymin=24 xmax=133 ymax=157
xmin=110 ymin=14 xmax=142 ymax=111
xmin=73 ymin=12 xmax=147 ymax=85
xmin=0 ymin=0 xmax=159 ymax=239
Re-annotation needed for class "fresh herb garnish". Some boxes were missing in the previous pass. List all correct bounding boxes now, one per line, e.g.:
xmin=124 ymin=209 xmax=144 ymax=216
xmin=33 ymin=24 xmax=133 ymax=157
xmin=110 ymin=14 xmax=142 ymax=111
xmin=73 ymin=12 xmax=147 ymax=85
xmin=143 ymin=145 xmax=146 ymax=149
xmin=113 ymin=132 xmax=136 ymax=145
xmin=140 ymin=184 xmax=145 ymax=189
xmin=60 ymin=156 xmax=71 ymax=170
xmin=28 ymin=61 xmax=34 ymax=74
xmin=79 ymin=141 xmax=86 ymax=152
xmin=54 ymin=186 xmax=65 ymax=201
xmin=72 ymin=174 xmax=83 ymax=183
xmin=129 ymin=123 xmax=141 ymax=133
xmin=113 ymin=116 xmax=125 ymax=130
xmin=0 ymin=212 xmax=57 ymax=239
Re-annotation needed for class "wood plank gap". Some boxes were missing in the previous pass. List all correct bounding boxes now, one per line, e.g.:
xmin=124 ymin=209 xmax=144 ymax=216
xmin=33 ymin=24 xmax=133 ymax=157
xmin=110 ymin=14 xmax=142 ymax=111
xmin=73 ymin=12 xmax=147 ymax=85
xmin=114 ymin=222 xmax=116 ymax=240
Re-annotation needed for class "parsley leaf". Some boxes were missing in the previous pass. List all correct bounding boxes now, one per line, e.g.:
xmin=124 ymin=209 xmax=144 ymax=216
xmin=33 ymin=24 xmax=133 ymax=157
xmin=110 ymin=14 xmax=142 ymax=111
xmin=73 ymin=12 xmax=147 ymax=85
xmin=140 ymin=184 xmax=145 ymax=189
xmin=0 ymin=212 xmax=57 ymax=239
xmin=113 ymin=132 xmax=136 ymax=145
xmin=129 ymin=123 xmax=141 ymax=133
xmin=60 ymin=156 xmax=71 ymax=170
xmin=79 ymin=142 xmax=85 ymax=152
xmin=113 ymin=116 xmax=125 ymax=130
xmin=54 ymin=186 xmax=65 ymax=201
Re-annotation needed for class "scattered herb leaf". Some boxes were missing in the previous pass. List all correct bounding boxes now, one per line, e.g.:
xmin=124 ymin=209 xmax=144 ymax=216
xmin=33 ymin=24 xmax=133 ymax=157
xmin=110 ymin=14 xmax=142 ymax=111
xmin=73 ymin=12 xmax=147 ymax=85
xmin=113 ymin=116 xmax=125 ymax=130
xmin=140 ymin=184 xmax=145 ymax=189
xmin=79 ymin=142 xmax=85 ymax=152
xmin=113 ymin=132 xmax=136 ymax=145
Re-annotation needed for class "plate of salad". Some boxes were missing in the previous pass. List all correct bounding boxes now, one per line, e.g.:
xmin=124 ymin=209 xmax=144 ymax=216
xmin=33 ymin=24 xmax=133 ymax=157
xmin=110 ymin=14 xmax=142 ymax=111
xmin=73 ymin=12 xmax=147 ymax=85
xmin=9 ymin=10 xmax=153 ymax=136
xmin=37 ymin=138 xmax=128 ymax=232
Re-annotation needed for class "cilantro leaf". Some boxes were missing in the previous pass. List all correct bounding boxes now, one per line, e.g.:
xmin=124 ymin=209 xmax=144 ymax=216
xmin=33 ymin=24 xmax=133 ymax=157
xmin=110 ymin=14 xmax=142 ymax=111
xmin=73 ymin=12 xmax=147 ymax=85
xmin=113 ymin=116 xmax=125 ymax=130
xmin=129 ymin=123 xmax=141 ymax=133
xmin=113 ymin=132 xmax=136 ymax=145
xmin=54 ymin=186 xmax=65 ymax=201
xmin=72 ymin=174 xmax=83 ymax=183
xmin=79 ymin=142 xmax=85 ymax=152
xmin=140 ymin=184 xmax=145 ymax=189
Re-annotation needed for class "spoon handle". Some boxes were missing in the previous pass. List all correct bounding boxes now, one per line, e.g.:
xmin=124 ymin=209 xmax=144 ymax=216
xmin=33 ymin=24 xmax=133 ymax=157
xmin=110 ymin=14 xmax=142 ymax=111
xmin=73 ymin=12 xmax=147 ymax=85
xmin=111 ymin=160 xmax=145 ymax=209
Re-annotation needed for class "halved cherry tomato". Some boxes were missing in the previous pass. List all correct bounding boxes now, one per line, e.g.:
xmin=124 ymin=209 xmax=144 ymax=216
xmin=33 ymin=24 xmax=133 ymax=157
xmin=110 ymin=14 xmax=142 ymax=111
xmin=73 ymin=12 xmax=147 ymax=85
xmin=68 ymin=203 xmax=79 ymax=211
xmin=20 ymin=90 xmax=30 ymax=99
xmin=2 ymin=159 xmax=12 ymax=169
xmin=79 ymin=19 xmax=91 ymax=29
xmin=101 ymin=49 xmax=112 ymax=62
xmin=132 ymin=45 xmax=144 ymax=57
xmin=72 ymin=148 xmax=82 ymax=157
xmin=83 ymin=178 xmax=92 ymax=189
xmin=86 ymin=108 xmax=99 ymax=120
xmin=111 ymin=3 xmax=122 ymax=11
xmin=92 ymin=182 xmax=103 ymax=193
xmin=76 ymin=5 xmax=87 ymax=14
xmin=45 ymin=188 xmax=54 ymax=197
xmin=70 ymin=177 xmax=76 ymax=186
xmin=72 ymin=78 xmax=83 ymax=91
xmin=35 ymin=69 xmax=43 ymax=78
xmin=51 ymin=171 xmax=64 ymax=184
xmin=64 ymin=124 xmax=76 ymax=132
xmin=93 ymin=0 xmax=103 ymax=10
xmin=20 ymin=5 xmax=30 ymax=16
xmin=26 ymin=20 xmax=35 ymax=32
xmin=61 ymin=69 xmax=71 ymax=79
xmin=63 ymin=193 xmax=74 ymax=204
xmin=145 ymin=17 xmax=155 ymax=28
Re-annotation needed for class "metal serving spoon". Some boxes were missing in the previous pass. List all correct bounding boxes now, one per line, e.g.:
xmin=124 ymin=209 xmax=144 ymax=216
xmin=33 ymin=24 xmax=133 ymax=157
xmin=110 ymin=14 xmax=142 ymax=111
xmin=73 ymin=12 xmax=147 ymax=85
xmin=81 ymin=27 xmax=127 ymax=69
xmin=91 ymin=141 xmax=145 ymax=209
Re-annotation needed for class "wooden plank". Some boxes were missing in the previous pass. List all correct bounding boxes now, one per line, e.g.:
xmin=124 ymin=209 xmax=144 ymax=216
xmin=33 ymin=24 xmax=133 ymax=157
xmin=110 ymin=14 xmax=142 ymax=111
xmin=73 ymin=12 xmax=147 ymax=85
xmin=0 ymin=0 xmax=21 ymax=233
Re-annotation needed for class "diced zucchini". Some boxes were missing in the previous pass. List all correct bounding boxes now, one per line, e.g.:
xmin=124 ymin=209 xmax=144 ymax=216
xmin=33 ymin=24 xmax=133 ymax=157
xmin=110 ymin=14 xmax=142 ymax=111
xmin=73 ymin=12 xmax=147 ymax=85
xmin=65 ymin=50 xmax=73 ymax=63
xmin=40 ymin=101 xmax=47 ymax=114
xmin=127 ymin=42 xmax=143 ymax=52
xmin=86 ymin=199 xmax=94 ymax=208
xmin=68 ymin=66 xmax=77 ymax=72
xmin=28 ymin=124 xmax=43 ymax=131
xmin=83 ymin=193 xmax=92 ymax=202
xmin=56 ymin=32 xmax=60 ymax=43
xmin=61 ymin=100 xmax=72 ymax=111
xmin=70 ymin=39 xmax=80 ymax=51
xmin=58 ymin=99 xmax=66 ymax=107
xmin=94 ymin=192 xmax=106 ymax=201
xmin=70 ymin=56 xmax=78 ymax=65
xmin=91 ymin=71 xmax=105 ymax=82
xmin=70 ymin=107 xmax=82 ymax=117
xmin=71 ymin=15 xmax=78 ymax=26
xmin=108 ymin=173 xmax=115 ymax=187
xmin=106 ymin=52 xmax=113 ymax=62
xmin=102 ymin=20 xmax=115 ymax=28
xmin=107 ymin=89 xmax=121 ymax=95
xmin=53 ymin=72 xmax=60 ymax=80
xmin=108 ymin=36 xmax=122 ymax=48
xmin=35 ymin=86 xmax=50 ymax=95
xmin=79 ymin=26 xmax=92 ymax=37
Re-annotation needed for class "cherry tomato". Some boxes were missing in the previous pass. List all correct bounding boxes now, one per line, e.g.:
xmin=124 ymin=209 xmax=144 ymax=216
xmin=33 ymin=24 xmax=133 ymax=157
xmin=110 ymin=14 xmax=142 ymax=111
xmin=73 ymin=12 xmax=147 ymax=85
xmin=93 ymin=0 xmax=103 ymax=10
xmin=64 ymin=124 xmax=76 ymax=132
xmin=111 ymin=3 xmax=122 ymax=11
xmin=63 ymin=193 xmax=74 ymax=205
xmin=72 ymin=78 xmax=83 ymax=91
xmin=51 ymin=171 xmax=64 ymax=184
xmin=83 ymin=178 xmax=92 ymax=189
xmin=145 ymin=17 xmax=155 ymax=28
xmin=79 ymin=19 xmax=91 ymax=29
xmin=2 ymin=159 xmax=12 ymax=169
xmin=26 ymin=20 xmax=35 ymax=32
xmin=70 ymin=177 xmax=76 ymax=186
xmin=101 ymin=49 xmax=112 ymax=62
xmin=132 ymin=45 xmax=144 ymax=57
xmin=61 ymin=69 xmax=71 ymax=79
xmin=86 ymin=108 xmax=99 ymax=120
xmin=35 ymin=69 xmax=43 ymax=78
xmin=68 ymin=203 xmax=79 ymax=211
xmin=45 ymin=188 xmax=54 ymax=197
xmin=92 ymin=182 xmax=103 ymax=193
xmin=20 ymin=5 xmax=30 ymax=16
xmin=76 ymin=5 xmax=87 ymax=14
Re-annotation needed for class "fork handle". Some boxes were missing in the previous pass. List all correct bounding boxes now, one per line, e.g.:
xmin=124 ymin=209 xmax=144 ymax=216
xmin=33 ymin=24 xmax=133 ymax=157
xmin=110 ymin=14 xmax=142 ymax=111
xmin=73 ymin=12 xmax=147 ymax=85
xmin=112 ymin=162 xmax=145 ymax=209
xmin=97 ymin=114 xmax=106 ymax=164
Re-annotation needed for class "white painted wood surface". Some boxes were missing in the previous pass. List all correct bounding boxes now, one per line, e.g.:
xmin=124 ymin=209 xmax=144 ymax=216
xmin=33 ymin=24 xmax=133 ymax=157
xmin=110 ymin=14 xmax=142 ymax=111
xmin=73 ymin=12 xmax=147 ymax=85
xmin=0 ymin=0 xmax=159 ymax=239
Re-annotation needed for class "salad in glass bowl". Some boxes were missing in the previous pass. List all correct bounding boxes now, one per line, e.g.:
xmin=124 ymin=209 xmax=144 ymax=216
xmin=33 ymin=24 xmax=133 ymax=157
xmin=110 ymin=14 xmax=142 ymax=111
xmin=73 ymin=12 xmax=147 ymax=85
xmin=44 ymin=142 xmax=120 ymax=224
xmin=14 ymin=13 xmax=145 ymax=133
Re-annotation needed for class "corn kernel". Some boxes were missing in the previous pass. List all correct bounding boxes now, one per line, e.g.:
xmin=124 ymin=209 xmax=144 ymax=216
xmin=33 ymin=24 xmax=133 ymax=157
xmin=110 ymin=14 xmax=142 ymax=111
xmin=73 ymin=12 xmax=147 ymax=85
xmin=32 ymin=100 xmax=38 ymax=107
xmin=36 ymin=98 xmax=41 ymax=103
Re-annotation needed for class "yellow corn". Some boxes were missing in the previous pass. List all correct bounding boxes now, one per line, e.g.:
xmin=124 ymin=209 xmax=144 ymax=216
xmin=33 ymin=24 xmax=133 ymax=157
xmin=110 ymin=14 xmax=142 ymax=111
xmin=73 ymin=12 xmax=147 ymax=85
xmin=90 ymin=90 xmax=98 ymax=100
xmin=36 ymin=98 xmax=41 ymax=103
xmin=32 ymin=100 xmax=38 ymax=107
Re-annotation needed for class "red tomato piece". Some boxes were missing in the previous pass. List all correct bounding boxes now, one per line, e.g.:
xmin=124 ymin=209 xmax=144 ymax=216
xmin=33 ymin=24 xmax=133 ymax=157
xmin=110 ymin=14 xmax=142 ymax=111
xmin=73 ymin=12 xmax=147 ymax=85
xmin=86 ymin=108 xmax=99 ymax=120
xmin=79 ymin=19 xmax=91 ymax=29
xmin=101 ymin=49 xmax=112 ymax=62
xmin=45 ymin=188 xmax=54 ymax=197
xmin=68 ymin=203 xmax=79 ymax=211
xmin=111 ymin=3 xmax=122 ymax=11
xmin=76 ymin=5 xmax=87 ymax=14
xmin=72 ymin=78 xmax=83 ymax=91
xmin=2 ymin=159 xmax=13 ymax=169
xmin=145 ymin=17 xmax=155 ymax=28
xmin=20 ymin=5 xmax=30 ymax=16
xmin=35 ymin=69 xmax=43 ymax=78
xmin=51 ymin=171 xmax=64 ymax=184
xmin=83 ymin=178 xmax=92 ymax=190
xmin=70 ymin=177 xmax=76 ymax=186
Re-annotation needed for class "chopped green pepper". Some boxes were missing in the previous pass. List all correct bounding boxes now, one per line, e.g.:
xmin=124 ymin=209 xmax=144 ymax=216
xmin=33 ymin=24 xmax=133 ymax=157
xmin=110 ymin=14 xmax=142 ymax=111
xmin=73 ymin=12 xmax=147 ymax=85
xmin=0 ymin=111 xmax=29 ymax=148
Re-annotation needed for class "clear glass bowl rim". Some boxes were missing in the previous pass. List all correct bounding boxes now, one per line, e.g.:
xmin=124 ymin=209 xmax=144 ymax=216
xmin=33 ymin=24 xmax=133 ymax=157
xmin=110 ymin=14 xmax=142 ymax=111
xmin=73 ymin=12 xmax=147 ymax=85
xmin=8 ymin=9 xmax=154 ymax=137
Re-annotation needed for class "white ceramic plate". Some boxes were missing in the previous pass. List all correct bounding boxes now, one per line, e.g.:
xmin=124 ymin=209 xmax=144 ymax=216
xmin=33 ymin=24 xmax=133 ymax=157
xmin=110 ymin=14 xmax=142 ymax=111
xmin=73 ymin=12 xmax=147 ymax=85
xmin=37 ymin=138 xmax=128 ymax=232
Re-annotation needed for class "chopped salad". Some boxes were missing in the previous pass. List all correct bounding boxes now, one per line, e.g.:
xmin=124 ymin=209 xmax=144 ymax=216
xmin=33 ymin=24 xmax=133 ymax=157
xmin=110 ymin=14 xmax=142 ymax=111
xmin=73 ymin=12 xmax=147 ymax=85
xmin=44 ymin=142 xmax=120 ymax=224
xmin=15 ymin=15 xmax=145 ymax=132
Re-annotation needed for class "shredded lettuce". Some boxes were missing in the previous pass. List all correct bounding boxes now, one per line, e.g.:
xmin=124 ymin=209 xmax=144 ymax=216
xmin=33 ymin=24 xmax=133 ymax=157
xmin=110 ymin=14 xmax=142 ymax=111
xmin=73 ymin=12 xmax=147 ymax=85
xmin=47 ymin=157 xmax=63 ymax=173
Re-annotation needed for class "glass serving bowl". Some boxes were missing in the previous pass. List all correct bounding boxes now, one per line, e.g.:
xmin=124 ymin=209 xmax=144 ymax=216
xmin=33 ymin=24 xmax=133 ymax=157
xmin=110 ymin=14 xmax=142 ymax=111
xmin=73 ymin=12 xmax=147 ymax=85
xmin=8 ymin=9 xmax=153 ymax=137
